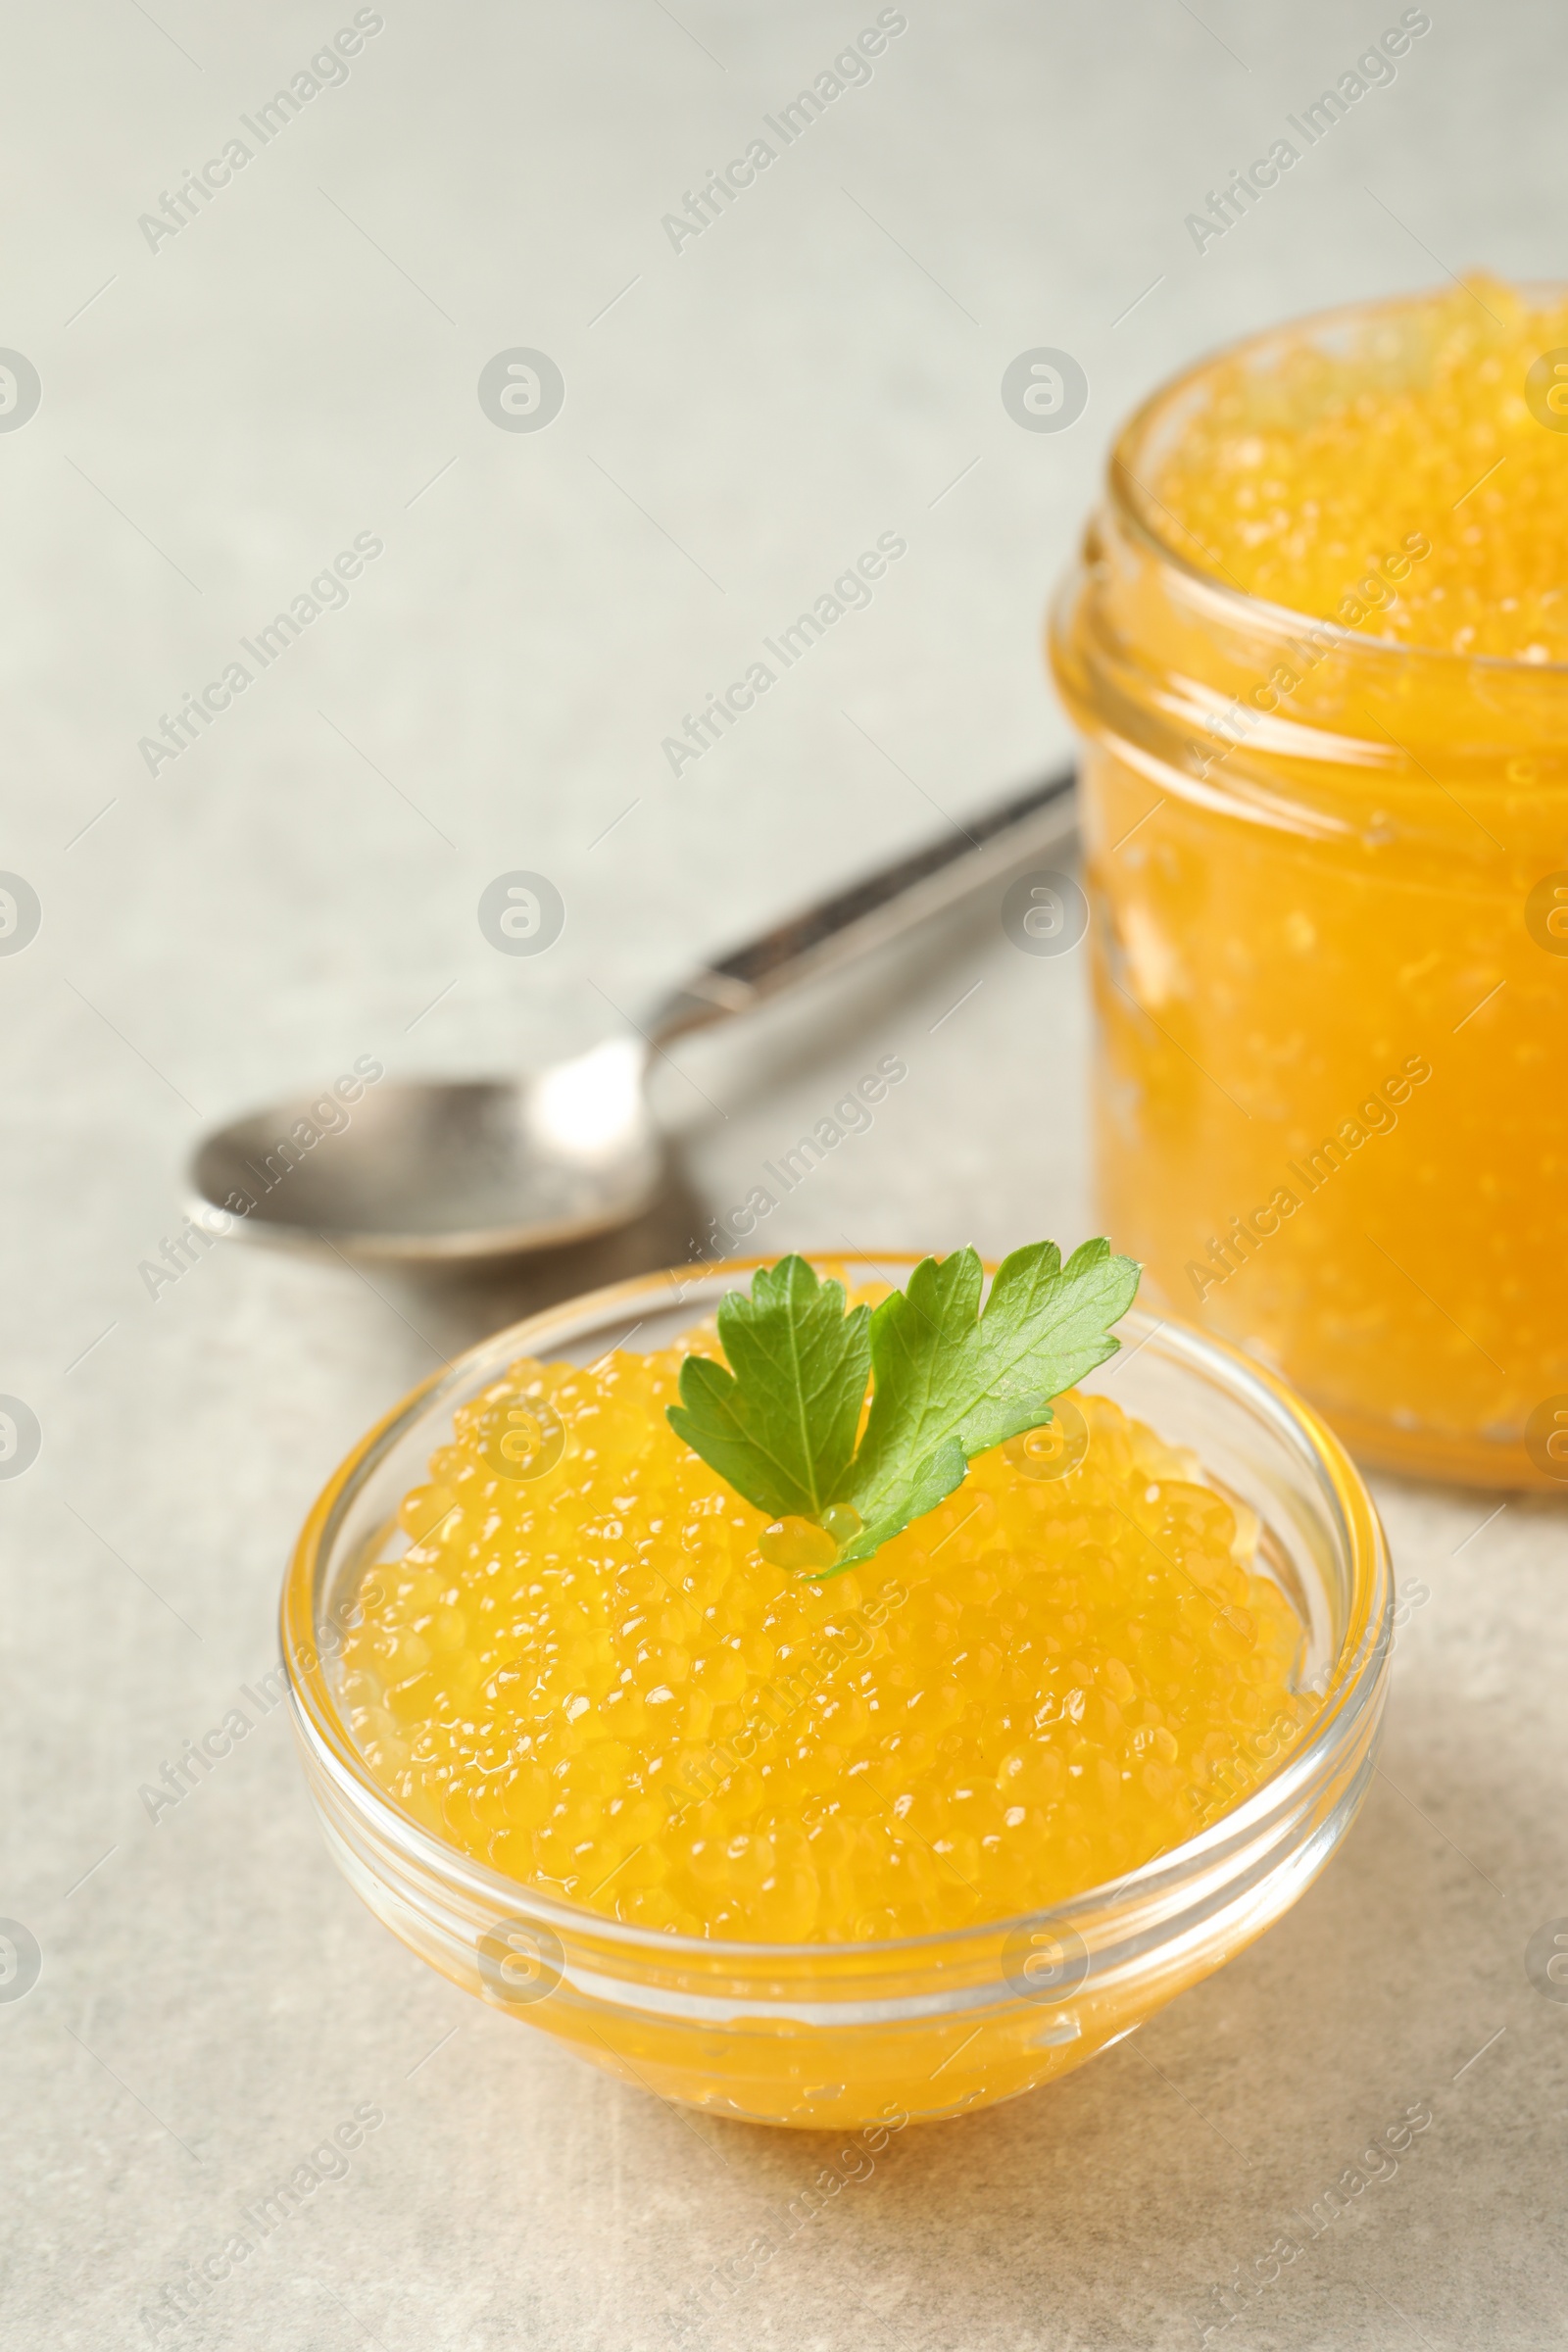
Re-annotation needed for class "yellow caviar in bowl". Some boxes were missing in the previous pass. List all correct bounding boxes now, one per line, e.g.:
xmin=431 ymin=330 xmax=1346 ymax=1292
xmin=338 ymin=1321 xmax=1317 ymax=1942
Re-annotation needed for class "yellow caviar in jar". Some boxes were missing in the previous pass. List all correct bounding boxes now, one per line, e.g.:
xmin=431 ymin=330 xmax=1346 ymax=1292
xmin=338 ymin=1320 xmax=1315 ymax=1941
xmin=1150 ymin=277 xmax=1568 ymax=660
xmin=1054 ymin=278 xmax=1568 ymax=1482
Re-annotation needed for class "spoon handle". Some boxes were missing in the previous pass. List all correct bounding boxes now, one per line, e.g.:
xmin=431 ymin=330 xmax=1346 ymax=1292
xmin=647 ymin=764 xmax=1077 ymax=1046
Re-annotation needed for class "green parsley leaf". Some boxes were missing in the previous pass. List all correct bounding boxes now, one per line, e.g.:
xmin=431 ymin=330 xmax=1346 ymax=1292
xmin=665 ymin=1256 xmax=871 ymax=1521
xmin=665 ymin=1240 xmax=1140 ymax=1575
xmin=833 ymin=1240 xmax=1141 ymax=1568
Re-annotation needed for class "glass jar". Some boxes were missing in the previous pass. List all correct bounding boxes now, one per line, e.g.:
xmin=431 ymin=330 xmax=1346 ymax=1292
xmin=282 ymin=1259 xmax=1389 ymax=2131
xmin=1051 ymin=293 xmax=1568 ymax=1487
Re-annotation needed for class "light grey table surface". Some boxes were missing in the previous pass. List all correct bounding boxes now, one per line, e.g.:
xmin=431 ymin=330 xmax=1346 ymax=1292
xmin=4 ymin=2 xmax=1566 ymax=2345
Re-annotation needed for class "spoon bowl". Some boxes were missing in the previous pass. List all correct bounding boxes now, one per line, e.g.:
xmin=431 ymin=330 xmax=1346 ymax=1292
xmin=189 ymin=1042 xmax=658 ymax=1260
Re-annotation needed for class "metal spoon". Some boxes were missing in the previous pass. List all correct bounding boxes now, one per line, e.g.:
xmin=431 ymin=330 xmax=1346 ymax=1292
xmin=187 ymin=766 xmax=1076 ymax=1261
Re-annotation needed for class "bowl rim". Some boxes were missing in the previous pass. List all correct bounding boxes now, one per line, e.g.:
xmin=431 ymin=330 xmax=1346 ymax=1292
xmin=280 ymin=1254 xmax=1393 ymax=1966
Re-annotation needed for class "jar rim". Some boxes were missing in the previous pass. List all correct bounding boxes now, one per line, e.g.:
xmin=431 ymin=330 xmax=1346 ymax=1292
xmin=280 ymin=1257 xmax=1392 ymax=1976
xmin=1107 ymin=282 xmax=1568 ymax=681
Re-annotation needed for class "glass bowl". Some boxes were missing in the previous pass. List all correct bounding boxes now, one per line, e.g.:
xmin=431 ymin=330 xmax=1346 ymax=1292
xmin=281 ymin=1258 xmax=1392 ymax=2132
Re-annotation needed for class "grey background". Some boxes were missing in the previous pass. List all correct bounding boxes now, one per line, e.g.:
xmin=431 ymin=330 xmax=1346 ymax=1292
xmin=3 ymin=1 xmax=1565 ymax=2345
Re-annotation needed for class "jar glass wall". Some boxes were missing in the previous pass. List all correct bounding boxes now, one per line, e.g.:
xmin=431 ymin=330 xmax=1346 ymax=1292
xmin=1051 ymin=292 xmax=1568 ymax=1488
